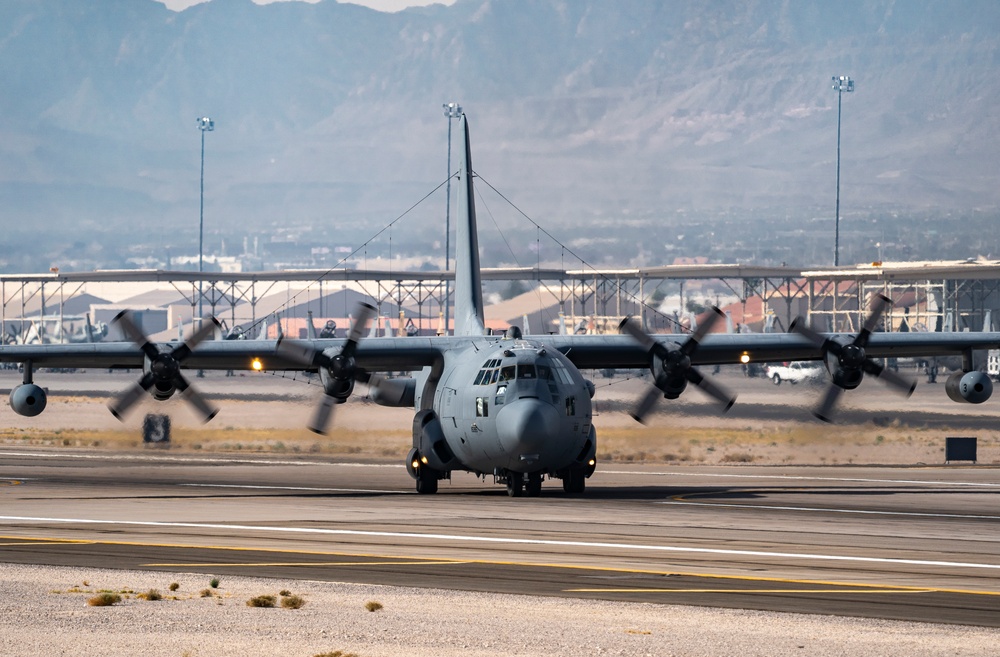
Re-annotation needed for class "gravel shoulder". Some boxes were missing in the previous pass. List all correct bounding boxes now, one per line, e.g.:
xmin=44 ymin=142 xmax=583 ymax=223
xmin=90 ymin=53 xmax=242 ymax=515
xmin=2 ymin=563 xmax=997 ymax=657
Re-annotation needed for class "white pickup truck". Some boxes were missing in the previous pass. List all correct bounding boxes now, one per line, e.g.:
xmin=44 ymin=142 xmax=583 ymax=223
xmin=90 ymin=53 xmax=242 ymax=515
xmin=765 ymin=361 xmax=825 ymax=385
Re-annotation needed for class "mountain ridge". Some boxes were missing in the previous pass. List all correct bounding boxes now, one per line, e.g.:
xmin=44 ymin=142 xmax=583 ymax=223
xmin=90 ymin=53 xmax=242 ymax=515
xmin=1 ymin=0 xmax=998 ymax=270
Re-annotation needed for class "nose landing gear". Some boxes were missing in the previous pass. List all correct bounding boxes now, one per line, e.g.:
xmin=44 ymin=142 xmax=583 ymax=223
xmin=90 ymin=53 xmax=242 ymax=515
xmin=497 ymin=469 xmax=544 ymax=497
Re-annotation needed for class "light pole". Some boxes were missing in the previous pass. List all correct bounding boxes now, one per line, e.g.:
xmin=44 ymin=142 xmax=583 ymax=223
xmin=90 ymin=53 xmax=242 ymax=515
xmin=832 ymin=76 xmax=853 ymax=267
xmin=442 ymin=102 xmax=462 ymax=336
xmin=197 ymin=116 xmax=214 ymax=322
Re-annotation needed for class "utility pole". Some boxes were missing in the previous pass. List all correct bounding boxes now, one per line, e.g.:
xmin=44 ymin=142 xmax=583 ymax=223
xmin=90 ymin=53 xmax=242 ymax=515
xmin=197 ymin=117 xmax=214 ymax=321
xmin=442 ymin=102 xmax=462 ymax=335
xmin=832 ymin=76 xmax=853 ymax=267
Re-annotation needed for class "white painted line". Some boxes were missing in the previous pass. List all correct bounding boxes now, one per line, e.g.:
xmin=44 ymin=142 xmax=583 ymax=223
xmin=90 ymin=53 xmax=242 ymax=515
xmin=1 ymin=515 xmax=999 ymax=572
xmin=179 ymin=483 xmax=407 ymax=494
xmin=601 ymin=470 xmax=1000 ymax=488
xmin=662 ymin=500 xmax=1000 ymax=520
xmin=0 ymin=451 xmax=400 ymax=468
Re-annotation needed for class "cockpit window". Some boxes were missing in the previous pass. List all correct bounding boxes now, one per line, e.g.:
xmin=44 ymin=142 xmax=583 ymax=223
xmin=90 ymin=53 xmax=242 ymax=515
xmin=517 ymin=364 xmax=537 ymax=379
xmin=537 ymin=365 xmax=552 ymax=380
xmin=500 ymin=366 xmax=516 ymax=381
xmin=550 ymin=360 xmax=574 ymax=384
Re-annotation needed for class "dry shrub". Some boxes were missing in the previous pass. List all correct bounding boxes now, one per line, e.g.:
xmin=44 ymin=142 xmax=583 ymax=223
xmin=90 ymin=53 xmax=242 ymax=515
xmin=247 ymin=595 xmax=277 ymax=608
xmin=281 ymin=594 xmax=306 ymax=609
xmin=364 ymin=600 xmax=383 ymax=612
xmin=87 ymin=592 xmax=122 ymax=607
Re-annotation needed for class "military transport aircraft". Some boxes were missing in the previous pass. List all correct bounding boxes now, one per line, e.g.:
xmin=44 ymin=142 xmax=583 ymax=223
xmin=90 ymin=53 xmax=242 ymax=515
xmin=2 ymin=115 xmax=999 ymax=497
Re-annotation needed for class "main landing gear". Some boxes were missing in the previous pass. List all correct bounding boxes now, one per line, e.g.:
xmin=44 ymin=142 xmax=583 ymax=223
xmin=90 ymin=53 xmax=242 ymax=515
xmin=407 ymin=447 xmax=444 ymax=495
xmin=499 ymin=470 xmax=544 ymax=497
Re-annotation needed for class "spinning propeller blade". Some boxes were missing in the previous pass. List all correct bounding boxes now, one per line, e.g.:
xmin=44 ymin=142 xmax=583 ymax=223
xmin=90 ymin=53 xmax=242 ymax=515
xmin=108 ymin=312 xmax=220 ymax=422
xmin=790 ymin=294 xmax=914 ymax=422
xmin=620 ymin=306 xmax=736 ymax=423
xmin=277 ymin=302 xmax=377 ymax=435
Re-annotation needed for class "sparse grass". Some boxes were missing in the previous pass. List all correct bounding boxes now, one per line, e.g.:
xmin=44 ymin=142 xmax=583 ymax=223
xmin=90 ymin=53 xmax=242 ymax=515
xmin=137 ymin=589 xmax=163 ymax=601
xmin=247 ymin=595 xmax=277 ymax=608
xmin=281 ymin=594 xmax=306 ymax=609
xmin=720 ymin=451 xmax=754 ymax=463
xmin=200 ymin=588 xmax=215 ymax=598
xmin=279 ymin=589 xmax=291 ymax=597
xmin=364 ymin=600 xmax=383 ymax=612
xmin=0 ymin=423 xmax=409 ymax=455
xmin=313 ymin=652 xmax=359 ymax=657
xmin=169 ymin=582 xmax=180 ymax=592
xmin=87 ymin=592 xmax=122 ymax=607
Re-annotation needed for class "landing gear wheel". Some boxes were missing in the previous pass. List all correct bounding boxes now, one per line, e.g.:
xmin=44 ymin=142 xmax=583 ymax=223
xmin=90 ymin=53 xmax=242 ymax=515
xmin=562 ymin=468 xmax=586 ymax=495
xmin=416 ymin=467 xmax=439 ymax=494
xmin=525 ymin=473 xmax=543 ymax=497
xmin=506 ymin=471 xmax=524 ymax=498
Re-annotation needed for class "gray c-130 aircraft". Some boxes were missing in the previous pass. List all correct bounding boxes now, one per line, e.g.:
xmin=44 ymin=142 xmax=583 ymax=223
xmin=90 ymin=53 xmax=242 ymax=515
xmin=3 ymin=114 xmax=1000 ymax=496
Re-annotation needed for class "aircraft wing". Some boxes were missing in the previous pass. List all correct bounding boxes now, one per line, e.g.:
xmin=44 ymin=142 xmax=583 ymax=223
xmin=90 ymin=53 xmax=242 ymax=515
xmin=536 ymin=331 xmax=1000 ymax=369
xmin=2 ymin=331 xmax=999 ymax=372
xmin=0 ymin=337 xmax=450 ymax=372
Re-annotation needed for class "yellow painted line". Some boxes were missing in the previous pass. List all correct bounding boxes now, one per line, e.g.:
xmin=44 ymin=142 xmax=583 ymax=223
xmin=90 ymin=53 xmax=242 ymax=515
xmin=567 ymin=588 xmax=931 ymax=594
xmin=0 ymin=536 xmax=95 ymax=545
xmin=0 ymin=480 xmax=23 ymax=486
xmin=143 ymin=560 xmax=469 ymax=567
xmin=3 ymin=533 xmax=1000 ymax=598
xmin=0 ymin=541 xmax=96 ymax=546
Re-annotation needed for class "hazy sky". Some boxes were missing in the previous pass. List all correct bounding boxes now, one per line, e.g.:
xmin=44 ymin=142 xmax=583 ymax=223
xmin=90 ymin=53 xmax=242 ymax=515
xmin=158 ymin=0 xmax=456 ymax=12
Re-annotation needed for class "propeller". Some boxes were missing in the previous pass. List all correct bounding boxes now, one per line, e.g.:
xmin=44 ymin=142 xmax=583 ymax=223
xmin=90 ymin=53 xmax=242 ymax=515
xmin=108 ymin=311 xmax=221 ymax=422
xmin=619 ymin=306 xmax=736 ymax=423
xmin=276 ymin=302 xmax=376 ymax=435
xmin=789 ymin=293 xmax=916 ymax=422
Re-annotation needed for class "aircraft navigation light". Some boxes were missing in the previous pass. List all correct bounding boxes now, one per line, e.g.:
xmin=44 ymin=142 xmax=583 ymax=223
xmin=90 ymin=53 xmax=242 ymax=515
xmin=251 ymin=357 xmax=263 ymax=371
xmin=740 ymin=352 xmax=751 ymax=364
xmin=420 ymin=455 xmax=429 ymax=465
xmin=411 ymin=459 xmax=420 ymax=469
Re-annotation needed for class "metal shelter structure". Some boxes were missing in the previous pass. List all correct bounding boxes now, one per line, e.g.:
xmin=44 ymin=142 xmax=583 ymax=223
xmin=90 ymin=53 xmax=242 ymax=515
xmin=5 ymin=259 xmax=1000 ymax=341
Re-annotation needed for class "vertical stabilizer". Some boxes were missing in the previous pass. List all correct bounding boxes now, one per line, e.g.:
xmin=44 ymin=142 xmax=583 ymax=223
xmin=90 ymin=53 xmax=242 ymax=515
xmin=453 ymin=115 xmax=486 ymax=336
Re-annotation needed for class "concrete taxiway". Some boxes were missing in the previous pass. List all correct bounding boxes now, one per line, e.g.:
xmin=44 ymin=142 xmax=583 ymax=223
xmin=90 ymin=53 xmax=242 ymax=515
xmin=2 ymin=448 xmax=999 ymax=627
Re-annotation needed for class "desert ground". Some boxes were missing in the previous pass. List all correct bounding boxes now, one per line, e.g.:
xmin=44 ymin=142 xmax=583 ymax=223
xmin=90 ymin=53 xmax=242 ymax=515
xmin=0 ymin=366 xmax=997 ymax=467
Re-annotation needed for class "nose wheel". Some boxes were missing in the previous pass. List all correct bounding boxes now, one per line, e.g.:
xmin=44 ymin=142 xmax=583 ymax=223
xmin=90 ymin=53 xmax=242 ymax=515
xmin=562 ymin=467 xmax=586 ymax=494
xmin=506 ymin=471 xmax=524 ymax=497
xmin=504 ymin=471 xmax=543 ymax=497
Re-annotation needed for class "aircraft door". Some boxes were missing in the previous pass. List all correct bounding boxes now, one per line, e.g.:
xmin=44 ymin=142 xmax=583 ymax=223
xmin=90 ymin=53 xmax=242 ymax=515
xmin=438 ymin=386 xmax=461 ymax=437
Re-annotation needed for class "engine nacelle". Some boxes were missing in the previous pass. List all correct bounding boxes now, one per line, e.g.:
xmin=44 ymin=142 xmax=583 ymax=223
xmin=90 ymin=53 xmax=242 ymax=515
xmin=946 ymin=371 xmax=993 ymax=404
xmin=651 ymin=348 xmax=689 ymax=399
xmin=151 ymin=379 xmax=177 ymax=401
xmin=411 ymin=409 xmax=458 ymax=471
xmin=10 ymin=383 xmax=47 ymax=417
xmin=368 ymin=375 xmax=416 ymax=408
xmin=319 ymin=363 xmax=355 ymax=400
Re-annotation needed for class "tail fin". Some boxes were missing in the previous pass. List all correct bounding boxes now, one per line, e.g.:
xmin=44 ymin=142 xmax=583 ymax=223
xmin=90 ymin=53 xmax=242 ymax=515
xmin=452 ymin=114 xmax=486 ymax=336
xmin=306 ymin=311 xmax=317 ymax=340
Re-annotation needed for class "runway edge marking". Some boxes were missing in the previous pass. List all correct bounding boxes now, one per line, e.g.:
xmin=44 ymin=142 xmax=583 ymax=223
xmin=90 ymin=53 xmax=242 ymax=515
xmin=2 ymin=533 xmax=1000 ymax=599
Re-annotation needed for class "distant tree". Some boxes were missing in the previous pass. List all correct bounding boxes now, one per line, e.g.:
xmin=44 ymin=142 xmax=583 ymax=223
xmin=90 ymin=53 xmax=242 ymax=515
xmin=685 ymin=299 xmax=708 ymax=315
xmin=501 ymin=280 xmax=528 ymax=300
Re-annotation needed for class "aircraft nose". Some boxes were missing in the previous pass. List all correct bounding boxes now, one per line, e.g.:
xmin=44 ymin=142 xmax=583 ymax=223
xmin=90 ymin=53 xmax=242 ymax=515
xmin=496 ymin=398 xmax=563 ymax=465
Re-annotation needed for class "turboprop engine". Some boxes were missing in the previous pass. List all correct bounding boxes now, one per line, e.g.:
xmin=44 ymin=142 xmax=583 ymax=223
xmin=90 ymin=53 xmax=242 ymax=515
xmin=945 ymin=370 xmax=993 ymax=404
xmin=10 ymin=383 xmax=46 ymax=417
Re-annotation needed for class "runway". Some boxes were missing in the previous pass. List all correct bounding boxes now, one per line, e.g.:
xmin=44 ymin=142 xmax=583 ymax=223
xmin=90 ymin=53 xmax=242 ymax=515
xmin=2 ymin=448 xmax=1000 ymax=627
